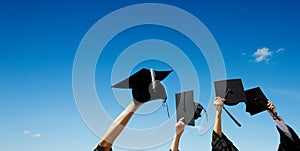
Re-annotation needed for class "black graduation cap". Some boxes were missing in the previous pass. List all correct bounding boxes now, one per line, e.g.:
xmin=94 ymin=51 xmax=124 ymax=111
xmin=194 ymin=102 xmax=207 ymax=121
xmin=245 ymin=87 xmax=267 ymax=115
xmin=214 ymin=79 xmax=247 ymax=127
xmin=175 ymin=90 xmax=207 ymax=126
xmin=245 ymin=87 xmax=280 ymax=120
xmin=112 ymin=68 xmax=173 ymax=103
xmin=214 ymin=79 xmax=246 ymax=105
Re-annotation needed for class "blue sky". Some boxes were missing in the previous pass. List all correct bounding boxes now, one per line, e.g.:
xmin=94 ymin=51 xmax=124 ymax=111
xmin=1 ymin=0 xmax=300 ymax=151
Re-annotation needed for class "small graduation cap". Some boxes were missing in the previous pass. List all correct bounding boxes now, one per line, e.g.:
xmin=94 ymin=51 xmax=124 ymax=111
xmin=245 ymin=87 xmax=281 ymax=120
xmin=112 ymin=68 xmax=173 ymax=116
xmin=214 ymin=79 xmax=246 ymax=127
xmin=194 ymin=102 xmax=207 ymax=121
xmin=175 ymin=90 xmax=207 ymax=126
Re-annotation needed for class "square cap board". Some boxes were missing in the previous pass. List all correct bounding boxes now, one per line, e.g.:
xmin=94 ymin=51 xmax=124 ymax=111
xmin=176 ymin=90 xmax=196 ymax=126
xmin=245 ymin=87 xmax=268 ymax=116
xmin=214 ymin=79 xmax=246 ymax=106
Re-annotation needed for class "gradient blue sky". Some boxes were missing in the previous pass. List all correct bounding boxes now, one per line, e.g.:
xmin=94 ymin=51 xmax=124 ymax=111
xmin=1 ymin=0 xmax=300 ymax=151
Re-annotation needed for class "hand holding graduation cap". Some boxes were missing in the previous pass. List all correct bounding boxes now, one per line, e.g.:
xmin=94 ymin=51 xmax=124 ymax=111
xmin=214 ymin=97 xmax=225 ymax=116
xmin=213 ymin=96 xmax=225 ymax=138
xmin=175 ymin=117 xmax=186 ymax=136
xmin=171 ymin=117 xmax=185 ymax=151
xmin=267 ymin=101 xmax=280 ymax=120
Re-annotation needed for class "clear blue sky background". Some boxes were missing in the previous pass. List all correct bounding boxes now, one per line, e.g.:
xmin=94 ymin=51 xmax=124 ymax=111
xmin=1 ymin=0 xmax=300 ymax=151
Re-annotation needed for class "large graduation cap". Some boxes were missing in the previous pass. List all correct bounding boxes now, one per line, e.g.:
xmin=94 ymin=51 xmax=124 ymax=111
xmin=214 ymin=79 xmax=246 ymax=127
xmin=112 ymin=68 xmax=173 ymax=103
xmin=175 ymin=90 xmax=207 ymax=126
xmin=245 ymin=87 xmax=280 ymax=120
xmin=214 ymin=79 xmax=246 ymax=105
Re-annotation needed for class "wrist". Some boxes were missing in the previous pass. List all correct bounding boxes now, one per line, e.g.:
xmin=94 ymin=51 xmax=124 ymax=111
xmin=270 ymin=111 xmax=279 ymax=120
xmin=273 ymin=112 xmax=278 ymax=120
xmin=129 ymin=101 xmax=143 ymax=111
xmin=174 ymin=132 xmax=183 ymax=140
xmin=216 ymin=111 xmax=222 ymax=118
xmin=175 ymin=133 xmax=182 ymax=138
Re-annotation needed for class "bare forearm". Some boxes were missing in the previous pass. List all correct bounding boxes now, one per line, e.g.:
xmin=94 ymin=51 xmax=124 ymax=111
xmin=100 ymin=101 xmax=141 ymax=148
xmin=214 ymin=111 xmax=222 ymax=137
xmin=171 ymin=134 xmax=182 ymax=151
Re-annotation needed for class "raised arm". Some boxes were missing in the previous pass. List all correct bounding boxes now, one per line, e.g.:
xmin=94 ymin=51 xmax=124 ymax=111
xmin=213 ymin=97 xmax=225 ymax=137
xmin=96 ymin=101 xmax=143 ymax=151
xmin=170 ymin=117 xmax=185 ymax=151
xmin=211 ymin=97 xmax=238 ymax=151
xmin=267 ymin=100 xmax=300 ymax=150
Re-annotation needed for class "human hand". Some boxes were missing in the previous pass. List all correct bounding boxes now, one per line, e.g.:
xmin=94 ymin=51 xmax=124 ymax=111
xmin=267 ymin=101 xmax=279 ymax=120
xmin=175 ymin=117 xmax=185 ymax=136
xmin=214 ymin=97 xmax=225 ymax=112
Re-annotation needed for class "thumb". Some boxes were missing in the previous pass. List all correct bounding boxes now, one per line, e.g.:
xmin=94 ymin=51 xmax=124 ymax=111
xmin=179 ymin=117 xmax=185 ymax=123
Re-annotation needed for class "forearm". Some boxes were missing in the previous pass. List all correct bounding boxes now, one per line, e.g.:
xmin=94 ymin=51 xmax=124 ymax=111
xmin=100 ymin=101 xmax=141 ymax=148
xmin=213 ymin=111 xmax=222 ymax=137
xmin=170 ymin=134 xmax=182 ymax=151
xmin=267 ymin=101 xmax=296 ymax=142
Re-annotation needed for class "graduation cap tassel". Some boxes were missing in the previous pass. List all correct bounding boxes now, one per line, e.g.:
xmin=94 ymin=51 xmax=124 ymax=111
xmin=223 ymin=107 xmax=241 ymax=127
xmin=150 ymin=68 xmax=156 ymax=90
xmin=162 ymin=100 xmax=170 ymax=118
xmin=224 ymin=89 xmax=242 ymax=127
xmin=203 ymin=108 xmax=208 ymax=122
xmin=269 ymin=110 xmax=281 ymax=121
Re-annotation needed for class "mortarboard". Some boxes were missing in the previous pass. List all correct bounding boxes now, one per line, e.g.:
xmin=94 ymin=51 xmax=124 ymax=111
xmin=112 ymin=68 xmax=173 ymax=103
xmin=175 ymin=90 xmax=206 ymax=126
xmin=214 ymin=79 xmax=247 ymax=127
xmin=194 ymin=102 xmax=207 ymax=121
xmin=245 ymin=87 xmax=280 ymax=120
xmin=214 ymin=79 xmax=246 ymax=105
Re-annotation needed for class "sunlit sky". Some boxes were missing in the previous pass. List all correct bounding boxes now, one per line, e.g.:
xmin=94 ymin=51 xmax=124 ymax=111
xmin=1 ymin=0 xmax=300 ymax=151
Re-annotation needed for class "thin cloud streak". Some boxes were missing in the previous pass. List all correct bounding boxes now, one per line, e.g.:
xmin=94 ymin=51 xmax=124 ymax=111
xmin=30 ymin=133 xmax=41 ymax=138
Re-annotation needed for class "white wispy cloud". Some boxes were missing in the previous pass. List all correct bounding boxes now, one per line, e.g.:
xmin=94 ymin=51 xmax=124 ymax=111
xmin=252 ymin=47 xmax=272 ymax=63
xmin=276 ymin=48 xmax=285 ymax=53
xmin=30 ymin=133 xmax=41 ymax=138
xmin=23 ymin=130 xmax=30 ymax=135
xmin=23 ymin=130 xmax=41 ymax=139
xmin=241 ymin=52 xmax=246 ymax=56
